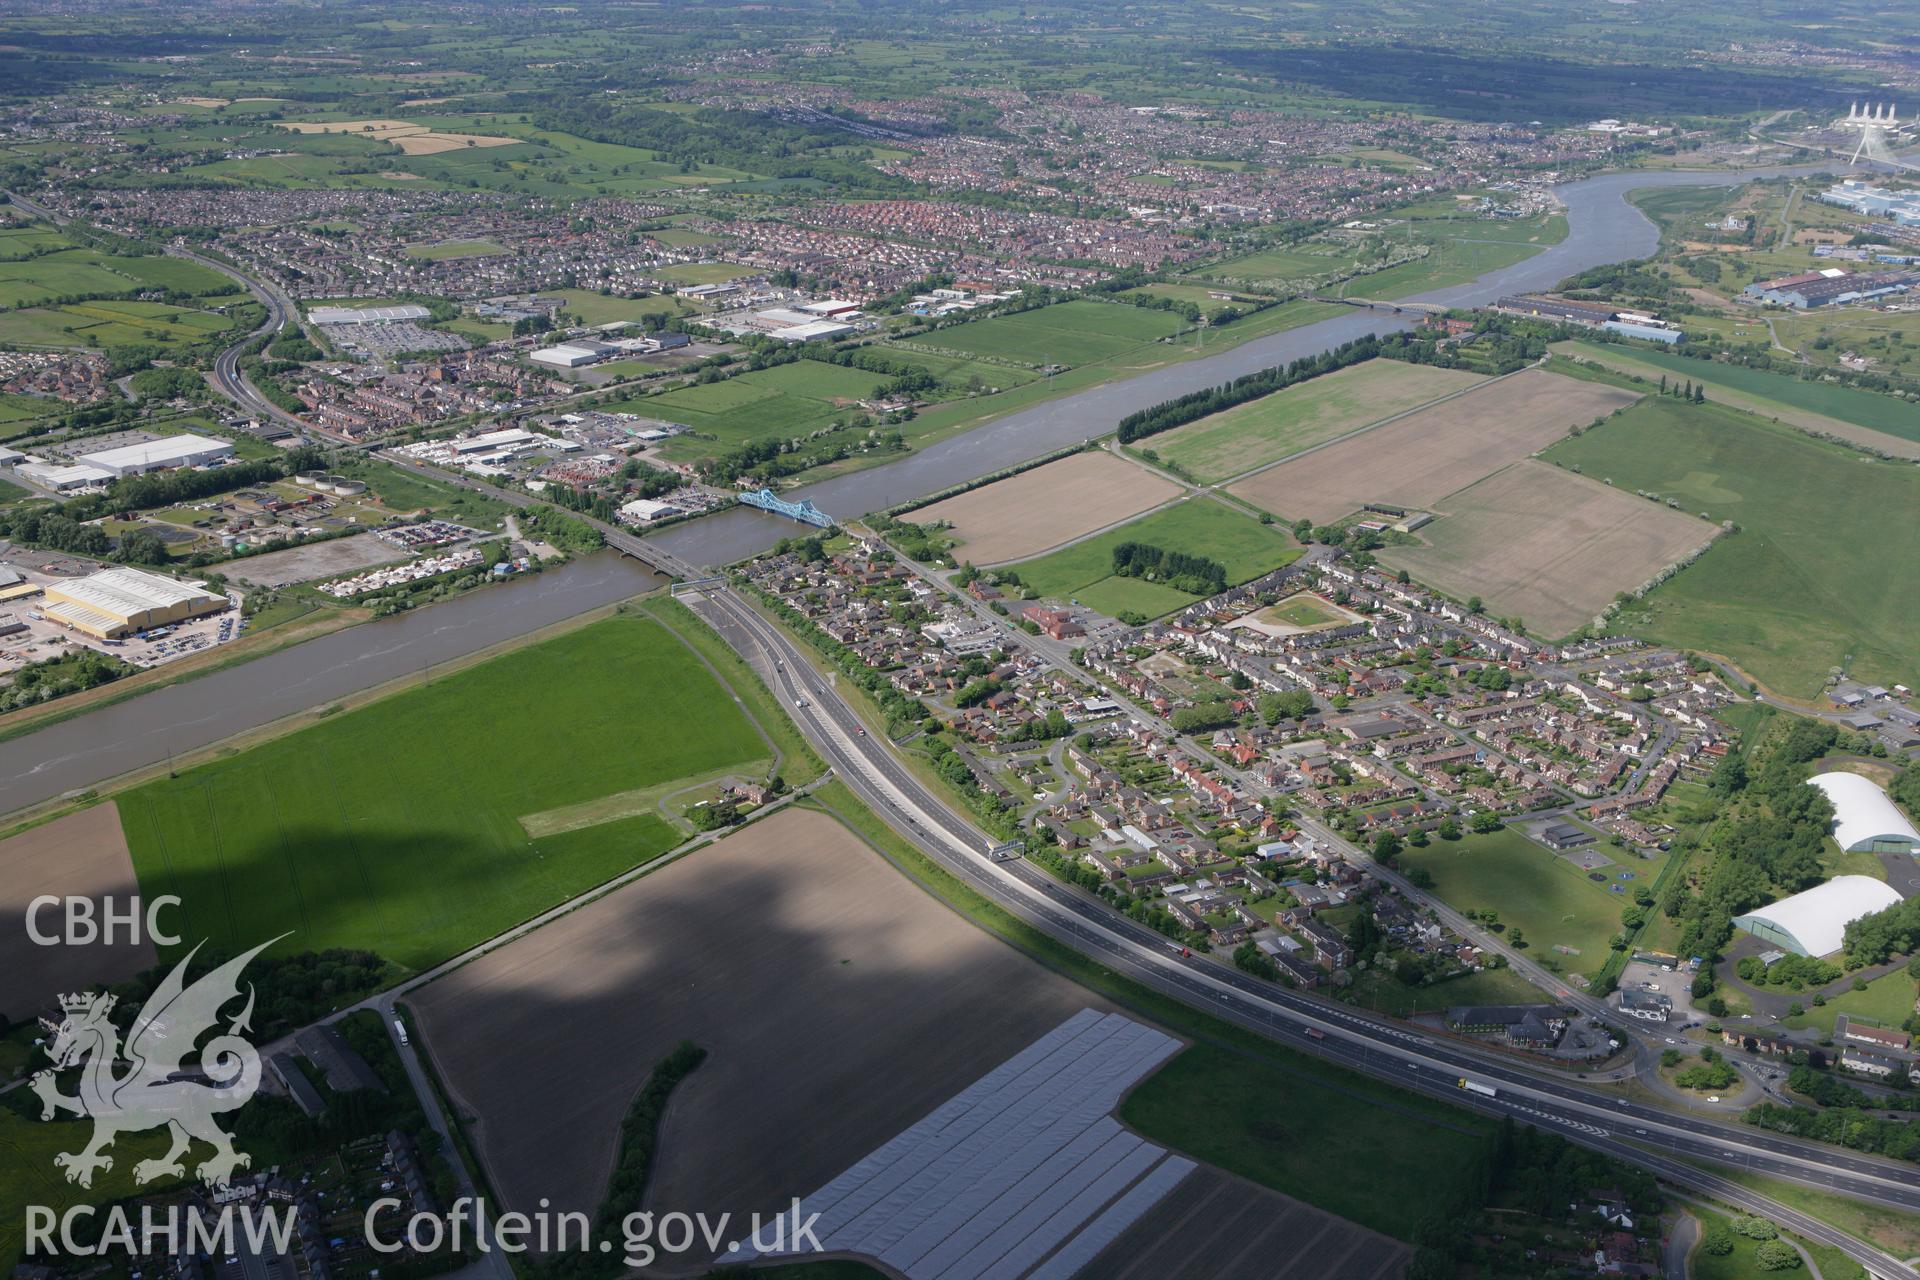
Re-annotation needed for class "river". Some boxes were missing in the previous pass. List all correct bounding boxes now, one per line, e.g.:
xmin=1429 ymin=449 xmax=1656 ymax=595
xmin=0 ymin=555 xmax=662 ymax=816
xmin=1 ymin=153 xmax=1892 ymax=817
xmin=655 ymin=156 xmax=1889 ymax=567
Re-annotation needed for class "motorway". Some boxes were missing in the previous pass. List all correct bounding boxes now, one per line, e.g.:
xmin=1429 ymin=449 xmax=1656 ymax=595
xmin=680 ymin=580 xmax=1920 ymax=1280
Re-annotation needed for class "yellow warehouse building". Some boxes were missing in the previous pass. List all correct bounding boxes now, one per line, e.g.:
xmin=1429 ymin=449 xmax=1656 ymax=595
xmin=43 ymin=567 xmax=227 ymax=640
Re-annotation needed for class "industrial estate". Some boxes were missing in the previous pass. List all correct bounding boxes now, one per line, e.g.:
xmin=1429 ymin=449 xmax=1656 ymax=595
xmin=2 ymin=5 xmax=1919 ymax=1280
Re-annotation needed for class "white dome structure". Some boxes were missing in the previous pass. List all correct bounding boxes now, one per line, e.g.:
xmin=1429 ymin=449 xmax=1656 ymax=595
xmin=1808 ymin=772 xmax=1920 ymax=855
xmin=1732 ymin=875 xmax=1903 ymax=958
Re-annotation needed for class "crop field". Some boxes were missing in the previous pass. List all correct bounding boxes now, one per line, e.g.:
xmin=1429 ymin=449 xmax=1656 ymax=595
xmin=1554 ymin=340 xmax=1920 ymax=457
xmin=1396 ymin=828 xmax=1660 ymax=988
xmin=914 ymin=299 xmax=1188 ymax=368
xmin=409 ymin=806 xmax=1111 ymax=1225
xmin=0 ymin=805 xmax=155 ymax=1021
xmin=1229 ymin=370 xmax=1640 ymax=523
xmin=909 ymin=451 xmax=1182 ymax=564
xmin=1149 ymin=358 xmax=1485 ymax=483
xmin=1379 ymin=460 xmax=1717 ymax=638
xmin=1007 ymin=496 xmax=1301 ymax=619
xmin=1543 ymin=397 xmax=1919 ymax=696
xmin=614 ymin=361 xmax=893 ymax=457
xmin=115 ymin=614 xmax=773 ymax=973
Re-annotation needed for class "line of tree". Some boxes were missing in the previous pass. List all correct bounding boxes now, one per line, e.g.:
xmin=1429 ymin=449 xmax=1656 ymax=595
xmin=1114 ymin=334 xmax=1384 ymax=443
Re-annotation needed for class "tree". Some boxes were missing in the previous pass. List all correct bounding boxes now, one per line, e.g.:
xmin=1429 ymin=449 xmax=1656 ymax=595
xmin=1755 ymin=1239 xmax=1800 ymax=1271
xmin=1372 ymin=831 xmax=1403 ymax=861
xmin=1700 ymin=1225 xmax=1735 ymax=1257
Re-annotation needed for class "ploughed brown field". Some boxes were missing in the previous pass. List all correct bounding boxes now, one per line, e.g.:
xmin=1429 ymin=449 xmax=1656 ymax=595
xmin=1379 ymin=460 xmax=1717 ymax=637
xmin=910 ymin=451 xmax=1182 ymax=565
xmin=409 ymin=806 xmax=1113 ymax=1230
xmin=0 ymin=804 xmax=153 ymax=1019
xmin=1227 ymin=369 xmax=1640 ymax=524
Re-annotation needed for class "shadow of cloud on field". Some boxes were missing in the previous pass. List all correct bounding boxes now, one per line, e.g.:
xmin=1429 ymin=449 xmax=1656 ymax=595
xmin=404 ymin=810 xmax=1108 ymax=1257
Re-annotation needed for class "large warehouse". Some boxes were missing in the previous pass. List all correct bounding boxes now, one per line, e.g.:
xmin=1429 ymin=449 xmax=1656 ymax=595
xmin=43 ymin=567 xmax=227 ymax=640
xmin=73 ymin=433 xmax=233 ymax=478
xmin=1809 ymin=772 xmax=1920 ymax=854
xmin=1732 ymin=875 xmax=1903 ymax=958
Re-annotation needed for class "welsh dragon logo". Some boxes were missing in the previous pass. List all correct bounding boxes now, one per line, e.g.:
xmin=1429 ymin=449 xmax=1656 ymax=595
xmin=31 ymin=937 xmax=281 ymax=1189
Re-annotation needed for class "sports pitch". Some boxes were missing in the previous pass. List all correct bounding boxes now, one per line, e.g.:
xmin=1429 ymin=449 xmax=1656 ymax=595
xmin=1149 ymin=358 xmax=1485 ymax=483
xmin=1378 ymin=459 xmax=1716 ymax=637
xmin=1228 ymin=370 xmax=1640 ymax=523
xmin=114 ymin=613 xmax=774 ymax=972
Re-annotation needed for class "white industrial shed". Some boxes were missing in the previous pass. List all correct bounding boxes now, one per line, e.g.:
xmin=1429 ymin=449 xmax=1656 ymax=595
xmin=1809 ymin=772 xmax=1920 ymax=854
xmin=1732 ymin=875 xmax=1903 ymax=957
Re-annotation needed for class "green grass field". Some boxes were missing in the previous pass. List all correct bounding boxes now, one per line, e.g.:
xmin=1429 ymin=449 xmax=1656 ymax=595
xmin=404 ymin=238 xmax=506 ymax=260
xmin=1777 ymin=968 xmax=1918 ymax=1038
xmin=1120 ymin=1041 xmax=1495 ymax=1241
xmin=1259 ymin=593 xmax=1348 ymax=628
xmin=117 ymin=614 xmax=772 ymax=973
xmin=1198 ymin=242 xmax=1359 ymax=287
xmin=1543 ymin=397 xmax=1918 ymax=696
xmin=0 ymin=297 xmax=244 ymax=353
xmin=915 ymin=299 xmax=1187 ymax=368
xmin=545 ymin=288 xmax=695 ymax=329
xmin=1559 ymin=340 xmax=1920 ymax=444
xmin=0 ymin=1101 xmax=180 ymax=1274
xmin=1148 ymin=358 xmax=1483 ymax=482
xmin=656 ymin=262 xmax=749 ymax=285
xmin=1007 ymin=497 xmax=1301 ymax=618
xmin=1397 ymin=828 xmax=1659 ymax=986
xmin=612 ymin=360 xmax=892 ymax=457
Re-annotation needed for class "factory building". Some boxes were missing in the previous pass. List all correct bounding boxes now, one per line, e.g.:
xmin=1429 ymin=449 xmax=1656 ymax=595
xmin=42 ymin=567 xmax=228 ymax=640
xmin=74 ymin=433 xmax=234 ymax=477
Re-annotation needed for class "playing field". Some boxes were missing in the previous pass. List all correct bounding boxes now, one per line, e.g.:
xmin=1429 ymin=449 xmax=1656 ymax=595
xmin=909 ymin=451 xmax=1182 ymax=565
xmin=0 ymin=805 xmax=155 ymax=1020
xmin=1543 ymin=396 xmax=1920 ymax=696
xmin=116 ymin=614 xmax=774 ymax=973
xmin=1397 ymin=828 xmax=1656 ymax=988
xmin=1007 ymin=496 xmax=1301 ymax=619
xmin=1556 ymin=340 xmax=1920 ymax=458
xmin=615 ymin=360 xmax=894 ymax=457
xmin=1379 ymin=459 xmax=1717 ymax=637
xmin=410 ymin=806 xmax=1114 ymax=1227
xmin=1150 ymin=358 xmax=1486 ymax=483
xmin=1228 ymin=370 xmax=1640 ymax=523
xmin=915 ymin=299 xmax=1187 ymax=368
